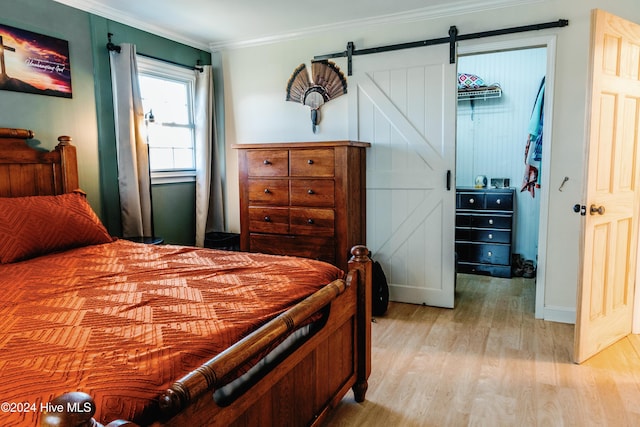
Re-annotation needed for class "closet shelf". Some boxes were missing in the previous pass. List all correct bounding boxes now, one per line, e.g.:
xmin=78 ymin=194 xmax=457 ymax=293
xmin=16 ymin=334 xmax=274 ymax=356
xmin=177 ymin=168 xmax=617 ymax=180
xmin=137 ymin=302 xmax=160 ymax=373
xmin=457 ymin=86 xmax=502 ymax=101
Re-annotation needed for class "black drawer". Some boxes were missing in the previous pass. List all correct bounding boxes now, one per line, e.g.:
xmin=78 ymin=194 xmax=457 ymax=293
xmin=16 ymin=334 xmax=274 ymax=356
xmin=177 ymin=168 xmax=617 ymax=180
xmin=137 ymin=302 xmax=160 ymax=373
xmin=455 ymin=228 xmax=510 ymax=244
xmin=470 ymin=213 xmax=512 ymax=229
xmin=486 ymin=192 xmax=513 ymax=210
xmin=455 ymin=242 xmax=510 ymax=265
xmin=457 ymin=262 xmax=512 ymax=278
xmin=455 ymin=227 xmax=470 ymax=241
xmin=457 ymin=192 xmax=485 ymax=209
xmin=456 ymin=214 xmax=471 ymax=227
xmin=470 ymin=229 xmax=511 ymax=244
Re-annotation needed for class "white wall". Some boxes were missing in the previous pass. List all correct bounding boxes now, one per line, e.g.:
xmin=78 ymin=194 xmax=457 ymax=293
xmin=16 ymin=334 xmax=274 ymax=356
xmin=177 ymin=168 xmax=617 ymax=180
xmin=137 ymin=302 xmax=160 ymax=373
xmin=218 ymin=0 xmax=640 ymax=320
xmin=457 ymin=48 xmax=547 ymax=263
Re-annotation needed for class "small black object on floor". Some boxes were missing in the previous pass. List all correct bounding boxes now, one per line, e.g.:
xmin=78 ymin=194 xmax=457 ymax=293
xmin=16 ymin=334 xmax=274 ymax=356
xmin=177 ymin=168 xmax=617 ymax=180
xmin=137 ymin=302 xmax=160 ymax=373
xmin=204 ymin=232 xmax=240 ymax=251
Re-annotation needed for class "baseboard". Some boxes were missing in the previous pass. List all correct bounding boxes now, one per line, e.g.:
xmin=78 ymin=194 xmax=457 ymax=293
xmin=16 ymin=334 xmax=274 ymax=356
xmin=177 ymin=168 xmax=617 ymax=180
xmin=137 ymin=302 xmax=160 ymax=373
xmin=543 ymin=306 xmax=576 ymax=324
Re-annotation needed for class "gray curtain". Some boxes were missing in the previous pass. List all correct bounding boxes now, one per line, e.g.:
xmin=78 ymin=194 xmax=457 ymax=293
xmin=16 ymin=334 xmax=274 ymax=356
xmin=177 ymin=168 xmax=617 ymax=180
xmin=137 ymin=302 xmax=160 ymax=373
xmin=109 ymin=43 xmax=152 ymax=238
xmin=195 ymin=65 xmax=224 ymax=247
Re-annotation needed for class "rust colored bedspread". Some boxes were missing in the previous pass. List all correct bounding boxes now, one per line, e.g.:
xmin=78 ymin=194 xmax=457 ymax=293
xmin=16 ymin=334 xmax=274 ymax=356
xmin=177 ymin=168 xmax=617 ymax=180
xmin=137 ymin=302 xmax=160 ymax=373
xmin=0 ymin=240 xmax=343 ymax=426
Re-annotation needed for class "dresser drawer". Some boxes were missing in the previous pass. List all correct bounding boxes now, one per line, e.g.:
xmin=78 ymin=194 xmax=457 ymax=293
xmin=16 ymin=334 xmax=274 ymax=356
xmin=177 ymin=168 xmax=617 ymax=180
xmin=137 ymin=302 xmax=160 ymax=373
xmin=456 ymin=213 xmax=471 ymax=227
xmin=470 ymin=213 xmax=512 ymax=229
xmin=247 ymin=150 xmax=289 ymax=177
xmin=456 ymin=242 xmax=510 ymax=265
xmin=290 ymin=180 xmax=335 ymax=206
xmin=248 ymin=179 xmax=289 ymax=204
xmin=248 ymin=207 xmax=289 ymax=233
xmin=457 ymin=192 xmax=485 ymax=209
xmin=249 ymin=234 xmax=336 ymax=264
xmin=456 ymin=225 xmax=510 ymax=243
xmin=486 ymin=192 xmax=513 ymax=210
xmin=455 ymin=227 xmax=471 ymax=241
xmin=469 ymin=229 xmax=511 ymax=244
xmin=457 ymin=262 xmax=512 ymax=278
xmin=290 ymin=208 xmax=335 ymax=236
xmin=290 ymin=149 xmax=335 ymax=177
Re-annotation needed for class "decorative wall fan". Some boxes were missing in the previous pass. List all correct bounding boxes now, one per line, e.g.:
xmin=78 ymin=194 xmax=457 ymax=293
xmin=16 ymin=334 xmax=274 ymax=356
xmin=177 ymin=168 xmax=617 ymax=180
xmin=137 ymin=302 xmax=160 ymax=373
xmin=286 ymin=60 xmax=347 ymax=133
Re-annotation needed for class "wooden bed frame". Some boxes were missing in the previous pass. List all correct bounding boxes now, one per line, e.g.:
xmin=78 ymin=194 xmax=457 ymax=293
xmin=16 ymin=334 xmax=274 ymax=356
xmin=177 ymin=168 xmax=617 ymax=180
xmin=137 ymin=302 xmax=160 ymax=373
xmin=0 ymin=128 xmax=372 ymax=427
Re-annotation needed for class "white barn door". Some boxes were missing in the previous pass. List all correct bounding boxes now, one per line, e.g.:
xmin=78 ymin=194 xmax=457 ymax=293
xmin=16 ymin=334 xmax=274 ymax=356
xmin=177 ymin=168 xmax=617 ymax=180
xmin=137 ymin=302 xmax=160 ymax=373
xmin=349 ymin=45 xmax=457 ymax=308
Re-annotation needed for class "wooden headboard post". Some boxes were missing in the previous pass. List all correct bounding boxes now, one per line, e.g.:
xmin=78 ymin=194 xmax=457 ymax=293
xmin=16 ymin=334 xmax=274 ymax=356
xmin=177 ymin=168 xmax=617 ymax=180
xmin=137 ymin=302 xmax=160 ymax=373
xmin=56 ymin=135 xmax=79 ymax=192
xmin=0 ymin=128 xmax=79 ymax=197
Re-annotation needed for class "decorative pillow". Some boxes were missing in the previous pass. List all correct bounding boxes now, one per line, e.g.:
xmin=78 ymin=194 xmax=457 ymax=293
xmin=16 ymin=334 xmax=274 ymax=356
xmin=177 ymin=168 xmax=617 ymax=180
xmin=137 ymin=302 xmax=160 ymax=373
xmin=458 ymin=73 xmax=486 ymax=89
xmin=0 ymin=191 xmax=114 ymax=263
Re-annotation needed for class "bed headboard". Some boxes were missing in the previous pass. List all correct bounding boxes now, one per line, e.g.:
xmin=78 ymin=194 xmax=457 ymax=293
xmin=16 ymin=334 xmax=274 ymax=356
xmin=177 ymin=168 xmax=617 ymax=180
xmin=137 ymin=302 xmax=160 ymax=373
xmin=0 ymin=128 xmax=78 ymax=197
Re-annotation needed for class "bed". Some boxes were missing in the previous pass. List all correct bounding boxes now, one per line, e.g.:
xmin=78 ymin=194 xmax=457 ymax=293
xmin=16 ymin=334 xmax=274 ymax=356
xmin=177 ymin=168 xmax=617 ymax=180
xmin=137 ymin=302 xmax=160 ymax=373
xmin=0 ymin=128 xmax=372 ymax=427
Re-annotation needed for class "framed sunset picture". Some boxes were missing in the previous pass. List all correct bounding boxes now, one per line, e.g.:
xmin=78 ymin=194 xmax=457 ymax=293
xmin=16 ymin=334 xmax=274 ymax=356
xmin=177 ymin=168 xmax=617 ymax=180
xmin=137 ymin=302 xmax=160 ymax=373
xmin=0 ymin=24 xmax=72 ymax=98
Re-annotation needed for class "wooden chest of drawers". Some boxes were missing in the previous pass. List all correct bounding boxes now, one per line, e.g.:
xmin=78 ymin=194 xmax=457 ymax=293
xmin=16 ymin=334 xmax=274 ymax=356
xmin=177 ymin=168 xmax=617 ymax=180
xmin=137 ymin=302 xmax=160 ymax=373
xmin=455 ymin=188 xmax=515 ymax=278
xmin=234 ymin=141 xmax=369 ymax=272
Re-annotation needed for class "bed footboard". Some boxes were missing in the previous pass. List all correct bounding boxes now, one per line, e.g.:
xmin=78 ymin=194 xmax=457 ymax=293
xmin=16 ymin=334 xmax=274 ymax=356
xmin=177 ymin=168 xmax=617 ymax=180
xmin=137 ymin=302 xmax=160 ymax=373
xmin=42 ymin=246 xmax=371 ymax=427
xmin=158 ymin=277 xmax=351 ymax=418
xmin=349 ymin=245 xmax=372 ymax=403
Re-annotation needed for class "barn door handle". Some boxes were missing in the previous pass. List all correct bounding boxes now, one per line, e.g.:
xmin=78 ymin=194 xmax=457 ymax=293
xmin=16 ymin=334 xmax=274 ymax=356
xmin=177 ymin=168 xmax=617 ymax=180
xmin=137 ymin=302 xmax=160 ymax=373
xmin=446 ymin=170 xmax=451 ymax=191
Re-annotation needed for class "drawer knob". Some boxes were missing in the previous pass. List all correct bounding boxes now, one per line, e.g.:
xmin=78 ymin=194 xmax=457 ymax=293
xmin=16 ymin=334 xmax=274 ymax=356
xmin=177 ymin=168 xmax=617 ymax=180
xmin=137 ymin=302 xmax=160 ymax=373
xmin=264 ymin=216 xmax=271 ymax=222
xmin=307 ymin=159 xmax=314 ymax=165
xmin=487 ymin=251 xmax=493 ymax=257
xmin=469 ymin=198 xmax=475 ymax=204
xmin=307 ymin=218 xmax=314 ymax=224
xmin=488 ymin=219 xmax=494 ymax=225
xmin=263 ymin=160 xmax=271 ymax=165
xmin=488 ymin=233 xmax=493 ymax=240
xmin=264 ymin=188 xmax=270 ymax=194
xmin=496 ymin=199 xmax=501 ymax=205
xmin=307 ymin=189 xmax=315 ymax=195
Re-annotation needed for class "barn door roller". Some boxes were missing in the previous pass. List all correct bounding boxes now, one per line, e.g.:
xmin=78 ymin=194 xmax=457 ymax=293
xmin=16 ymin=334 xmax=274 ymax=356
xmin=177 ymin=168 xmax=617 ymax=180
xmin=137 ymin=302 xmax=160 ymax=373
xmin=315 ymin=19 xmax=569 ymax=75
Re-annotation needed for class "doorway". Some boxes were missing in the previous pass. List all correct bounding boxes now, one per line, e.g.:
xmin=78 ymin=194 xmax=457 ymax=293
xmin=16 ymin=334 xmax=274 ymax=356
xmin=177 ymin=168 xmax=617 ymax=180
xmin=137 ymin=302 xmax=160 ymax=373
xmin=456 ymin=36 xmax=557 ymax=319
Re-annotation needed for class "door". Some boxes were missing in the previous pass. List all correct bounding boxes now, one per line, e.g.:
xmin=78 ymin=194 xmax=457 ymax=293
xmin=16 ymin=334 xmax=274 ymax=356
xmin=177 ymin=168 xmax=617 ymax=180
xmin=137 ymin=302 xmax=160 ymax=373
xmin=350 ymin=44 xmax=457 ymax=308
xmin=575 ymin=9 xmax=640 ymax=363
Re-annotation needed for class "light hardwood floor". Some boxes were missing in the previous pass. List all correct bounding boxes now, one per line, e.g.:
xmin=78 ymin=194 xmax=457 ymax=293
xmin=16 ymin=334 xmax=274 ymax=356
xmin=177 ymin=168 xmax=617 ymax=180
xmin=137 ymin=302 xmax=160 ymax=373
xmin=324 ymin=273 xmax=640 ymax=427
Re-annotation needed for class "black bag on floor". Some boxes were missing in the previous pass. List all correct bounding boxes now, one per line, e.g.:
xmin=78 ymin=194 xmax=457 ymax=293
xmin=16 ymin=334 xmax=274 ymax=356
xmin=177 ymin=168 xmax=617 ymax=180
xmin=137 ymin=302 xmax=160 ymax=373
xmin=371 ymin=259 xmax=389 ymax=316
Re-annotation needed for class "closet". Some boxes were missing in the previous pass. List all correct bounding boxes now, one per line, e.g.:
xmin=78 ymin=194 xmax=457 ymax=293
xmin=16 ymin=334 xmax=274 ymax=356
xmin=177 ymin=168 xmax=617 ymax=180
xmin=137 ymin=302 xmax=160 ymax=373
xmin=456 ymin=47 xmax=547 ymax=279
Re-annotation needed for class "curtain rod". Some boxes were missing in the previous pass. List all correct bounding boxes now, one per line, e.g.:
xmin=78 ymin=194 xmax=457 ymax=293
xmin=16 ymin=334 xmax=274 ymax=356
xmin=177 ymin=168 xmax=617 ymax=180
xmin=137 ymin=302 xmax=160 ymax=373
xmin=107 ymin=33 xmax=203 ymax=73
xmin=314 ymin=19 xmax=569 ymax=75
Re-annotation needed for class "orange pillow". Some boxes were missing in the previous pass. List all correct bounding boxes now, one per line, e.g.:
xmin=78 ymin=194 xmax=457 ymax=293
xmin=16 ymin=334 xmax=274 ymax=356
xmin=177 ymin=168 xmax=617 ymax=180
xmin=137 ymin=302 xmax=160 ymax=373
xmin=0 ymin=191 xmax=114 ymax=263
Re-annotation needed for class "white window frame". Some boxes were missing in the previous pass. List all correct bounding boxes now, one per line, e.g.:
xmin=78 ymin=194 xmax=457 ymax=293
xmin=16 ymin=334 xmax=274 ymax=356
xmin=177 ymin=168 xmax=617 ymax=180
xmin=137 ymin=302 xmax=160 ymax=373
xmin=137 ymin=55 xmax=196 ymax=184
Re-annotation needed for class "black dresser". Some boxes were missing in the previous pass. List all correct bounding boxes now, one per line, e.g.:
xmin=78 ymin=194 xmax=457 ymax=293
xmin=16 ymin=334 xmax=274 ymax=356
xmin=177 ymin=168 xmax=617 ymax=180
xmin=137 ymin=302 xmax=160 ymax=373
xmin=455 ymin=188 xmax=515 ymax=278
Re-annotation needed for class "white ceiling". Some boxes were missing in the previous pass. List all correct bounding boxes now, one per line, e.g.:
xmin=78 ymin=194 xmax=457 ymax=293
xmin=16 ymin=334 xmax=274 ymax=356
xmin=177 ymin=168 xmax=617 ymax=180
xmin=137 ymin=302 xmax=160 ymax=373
xmin=53 ymin=0 xmax=536 ymax=50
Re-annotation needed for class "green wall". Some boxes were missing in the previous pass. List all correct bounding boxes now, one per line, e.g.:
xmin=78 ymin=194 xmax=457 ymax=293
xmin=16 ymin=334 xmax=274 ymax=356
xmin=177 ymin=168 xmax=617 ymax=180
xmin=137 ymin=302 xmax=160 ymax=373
xmin=0 ymin=0 xmax=212 ymax=246
xmin=0 ymin=0 xmax=102 ymax=211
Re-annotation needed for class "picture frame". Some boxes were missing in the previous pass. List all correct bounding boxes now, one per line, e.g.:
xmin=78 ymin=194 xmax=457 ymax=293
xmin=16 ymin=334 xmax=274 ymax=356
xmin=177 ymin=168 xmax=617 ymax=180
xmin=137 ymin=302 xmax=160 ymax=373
xmin=0 ymin=23 xmax=72 ymax=98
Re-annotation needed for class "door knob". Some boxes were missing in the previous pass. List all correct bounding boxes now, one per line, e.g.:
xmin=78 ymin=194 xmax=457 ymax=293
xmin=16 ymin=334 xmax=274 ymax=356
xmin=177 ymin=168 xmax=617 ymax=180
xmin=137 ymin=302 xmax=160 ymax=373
xmin=590 ymin=204 xmax=605 ymax=215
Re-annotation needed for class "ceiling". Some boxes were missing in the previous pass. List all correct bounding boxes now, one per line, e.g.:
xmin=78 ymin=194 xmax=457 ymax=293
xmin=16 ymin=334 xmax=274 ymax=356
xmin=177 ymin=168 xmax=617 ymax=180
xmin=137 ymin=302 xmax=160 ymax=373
xmin=53 ymin=0 xmax=534 ymax=50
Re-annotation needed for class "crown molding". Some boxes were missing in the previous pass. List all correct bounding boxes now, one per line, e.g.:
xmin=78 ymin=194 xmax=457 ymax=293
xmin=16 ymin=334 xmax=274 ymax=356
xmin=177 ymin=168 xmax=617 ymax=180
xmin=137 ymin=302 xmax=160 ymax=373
xmin=210 ymin=0 xmax=544 ymax=51
xmin=53 ymin=0 xmax=544 ymax=53
xmin=52 ymin=0 xmax=210 ymax=50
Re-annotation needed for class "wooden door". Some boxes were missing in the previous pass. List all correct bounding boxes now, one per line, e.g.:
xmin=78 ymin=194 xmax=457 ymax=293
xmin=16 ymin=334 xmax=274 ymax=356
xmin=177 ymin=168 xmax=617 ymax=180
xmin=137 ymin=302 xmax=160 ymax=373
xmin=350 ymin=45 xmax=457 ymax=308
xmin=575 ymin=9 xmax=640 ymax=363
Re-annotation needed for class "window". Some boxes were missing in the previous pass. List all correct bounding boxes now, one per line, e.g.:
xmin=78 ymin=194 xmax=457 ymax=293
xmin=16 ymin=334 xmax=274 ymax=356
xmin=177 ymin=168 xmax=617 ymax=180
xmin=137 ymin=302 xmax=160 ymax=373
xmin=137 ymin=56 xmax=196 ymax=182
